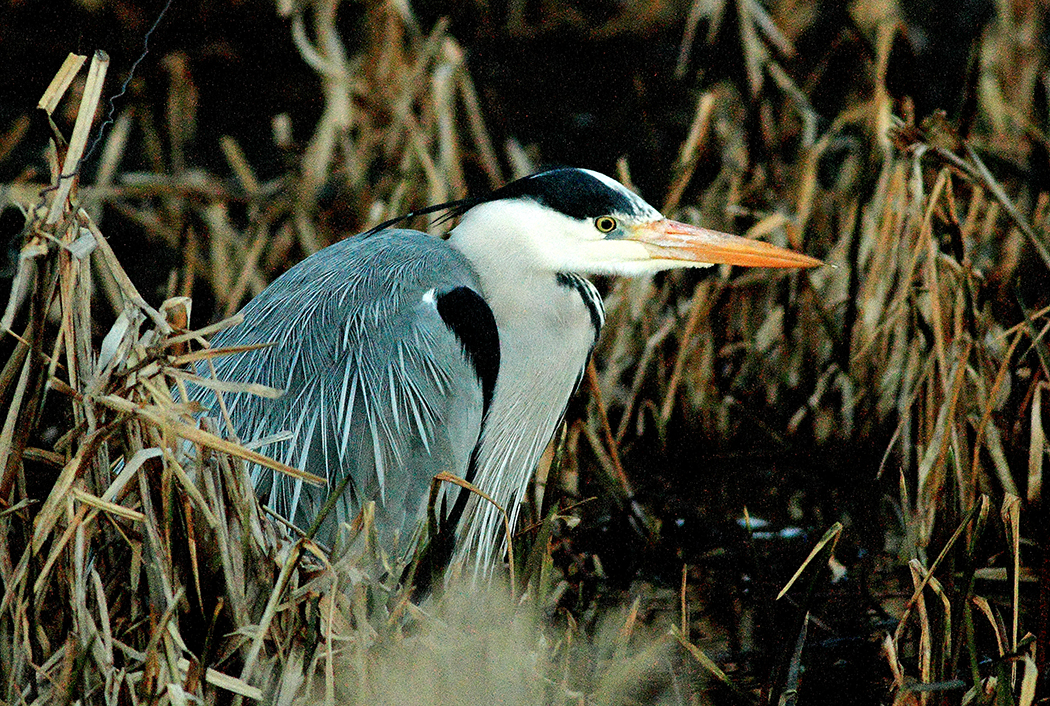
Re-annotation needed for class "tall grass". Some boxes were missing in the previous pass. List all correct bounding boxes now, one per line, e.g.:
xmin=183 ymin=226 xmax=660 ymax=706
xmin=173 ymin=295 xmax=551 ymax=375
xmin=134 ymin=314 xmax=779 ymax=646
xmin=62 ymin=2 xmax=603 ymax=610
xmin=0 ymin=0 xmax=1045 ymax=702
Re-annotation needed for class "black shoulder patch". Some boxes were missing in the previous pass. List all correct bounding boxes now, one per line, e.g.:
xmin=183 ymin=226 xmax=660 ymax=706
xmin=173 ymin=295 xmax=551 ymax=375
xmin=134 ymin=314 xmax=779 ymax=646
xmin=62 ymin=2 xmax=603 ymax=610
xmin=436 ymin=287 xmax=500 ymax=413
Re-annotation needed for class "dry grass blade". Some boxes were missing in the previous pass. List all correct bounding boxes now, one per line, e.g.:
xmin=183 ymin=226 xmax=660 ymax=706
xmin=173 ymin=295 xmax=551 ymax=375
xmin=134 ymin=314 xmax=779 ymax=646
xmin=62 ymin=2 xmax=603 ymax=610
xmin=908 ymin=561 xmax=932 ymax=692
xmin=663 ymin=92 xmax=717 ymax=213
xmin=46 ymin=51 xmax=109 ymax=225
xmin=970 ymin=596 xmax=1007 ymax=660
xmin=924 ymin=573 xmax=951 ymax=685
xmin=96 ymin=394 xmax=325 ymax=486
xmin=1000 ymin=494 xmax=1021 ymax=684
xmin=164 ymin=314 xmax=246 ymax=349
xmin=584 ymin=360 xmax=655 ymax=535
xmin=883 ymin=633 xmax=906 ymax=694
xmin=674 ymin=627 xmax=750 ymax=700
xmin=776 ymin=522 xmax=842 ymax=600
xmin=779 ymin=612 xmax=809 ymax=706
xmin=79 ymin=210 xmax=172 ymax=332
xmin=1018 ymin=653 xmax=1037 ymax=706
xmin=1028 ymin=383 xmax=1045 ymax=504
xmin=430 ymin=470 xmax=516 ymax=589
xmin=971 ymin=330 xmax=1024 ymax=481
xmin=236 ymin=540 xmax=302 ymax=697
xmin=69 ymin=487 xmax=146 ymax=522
xmin=165 ymin=366 xmax=283 ymax=398
xmin=963 ymin=143 xmax=1050 ymax=270
xmin=893 ymin=500 xmax=985 ymax=647
xmin=659 ymin=281 xmax=713 ymax=424
xmin=37 ymin=52 xmax=87 ymax=114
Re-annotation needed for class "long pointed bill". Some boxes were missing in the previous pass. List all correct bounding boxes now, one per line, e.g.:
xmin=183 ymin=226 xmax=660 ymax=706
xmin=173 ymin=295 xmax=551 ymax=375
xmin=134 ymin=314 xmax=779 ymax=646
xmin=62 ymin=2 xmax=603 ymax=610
xmin=631 ymin=219 xmax=823 ymax=269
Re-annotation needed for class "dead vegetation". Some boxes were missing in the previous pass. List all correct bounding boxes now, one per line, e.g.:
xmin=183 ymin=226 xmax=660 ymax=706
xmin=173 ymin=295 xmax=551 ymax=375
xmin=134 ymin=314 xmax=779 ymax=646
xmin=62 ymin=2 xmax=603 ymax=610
xmin=0 ymin=0 xmax=1047 ymax=703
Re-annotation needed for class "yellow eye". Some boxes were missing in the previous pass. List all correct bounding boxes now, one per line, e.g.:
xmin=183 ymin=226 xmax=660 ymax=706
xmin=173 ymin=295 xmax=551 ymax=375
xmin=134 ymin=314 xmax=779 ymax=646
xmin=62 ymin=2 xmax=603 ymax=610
xmin=595 ymin=216 xmax=617 ymax=233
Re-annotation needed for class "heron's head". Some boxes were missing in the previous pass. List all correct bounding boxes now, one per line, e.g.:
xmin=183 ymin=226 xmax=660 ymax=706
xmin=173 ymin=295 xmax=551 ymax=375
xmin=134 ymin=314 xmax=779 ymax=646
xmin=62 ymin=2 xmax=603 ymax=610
xmin=450 ymin=168 xmax=821 ymax=276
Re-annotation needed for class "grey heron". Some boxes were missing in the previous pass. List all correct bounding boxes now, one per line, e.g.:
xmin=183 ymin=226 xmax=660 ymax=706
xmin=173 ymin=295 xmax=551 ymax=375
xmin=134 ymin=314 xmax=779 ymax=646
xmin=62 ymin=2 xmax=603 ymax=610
xmin=192 ymin=168 xmax=820 ymax=575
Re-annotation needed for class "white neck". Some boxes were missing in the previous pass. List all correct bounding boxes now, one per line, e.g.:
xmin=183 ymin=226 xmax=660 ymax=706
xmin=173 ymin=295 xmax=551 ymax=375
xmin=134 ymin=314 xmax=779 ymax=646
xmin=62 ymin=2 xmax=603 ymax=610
xmin=447 ymin=202 xmax=601 ymax=572
xmin=448 ymin=201 xmax=566 ymax=319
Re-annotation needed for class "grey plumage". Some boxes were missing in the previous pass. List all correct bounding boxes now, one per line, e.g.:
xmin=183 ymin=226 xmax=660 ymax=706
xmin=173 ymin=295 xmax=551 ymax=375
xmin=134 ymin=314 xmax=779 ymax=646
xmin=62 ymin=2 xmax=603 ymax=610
xmin=197 ymin=231 xmax=487 ymax=554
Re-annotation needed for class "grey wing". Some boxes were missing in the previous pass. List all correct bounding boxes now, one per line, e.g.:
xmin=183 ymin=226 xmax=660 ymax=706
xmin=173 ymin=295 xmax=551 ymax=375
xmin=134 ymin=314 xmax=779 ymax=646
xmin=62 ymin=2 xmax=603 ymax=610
xmin=192 ymin=230 xmax=494 ymax=553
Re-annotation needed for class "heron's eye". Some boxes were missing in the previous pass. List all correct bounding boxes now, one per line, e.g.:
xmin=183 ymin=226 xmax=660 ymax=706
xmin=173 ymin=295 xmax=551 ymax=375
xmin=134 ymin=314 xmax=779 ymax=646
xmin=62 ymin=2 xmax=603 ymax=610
xmin=595 ymin=216 xmax=617 ymax=233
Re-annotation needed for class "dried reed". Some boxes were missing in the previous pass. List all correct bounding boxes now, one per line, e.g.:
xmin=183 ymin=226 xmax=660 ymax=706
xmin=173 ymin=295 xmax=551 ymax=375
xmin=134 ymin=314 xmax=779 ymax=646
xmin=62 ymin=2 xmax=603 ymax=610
xmin=1 ymin=0 xmax=1047 ymax=702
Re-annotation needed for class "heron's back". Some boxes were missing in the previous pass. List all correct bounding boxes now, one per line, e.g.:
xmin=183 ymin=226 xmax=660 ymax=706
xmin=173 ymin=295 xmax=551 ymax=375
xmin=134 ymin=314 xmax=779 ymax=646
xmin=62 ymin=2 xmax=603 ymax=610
xmin=193 ymin=230 xmax=490 ymax=554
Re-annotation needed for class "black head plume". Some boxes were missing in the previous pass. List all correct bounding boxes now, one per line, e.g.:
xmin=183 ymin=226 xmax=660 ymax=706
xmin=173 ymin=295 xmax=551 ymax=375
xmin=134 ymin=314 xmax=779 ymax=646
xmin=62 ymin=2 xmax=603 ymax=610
xmin=363 ymin=168 xmax=649 ymax=236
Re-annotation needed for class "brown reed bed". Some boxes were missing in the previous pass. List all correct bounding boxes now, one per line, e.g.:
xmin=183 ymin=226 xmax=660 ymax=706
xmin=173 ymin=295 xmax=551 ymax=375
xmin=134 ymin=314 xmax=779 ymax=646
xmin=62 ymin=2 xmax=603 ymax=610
xmin=0 ymin=0 xmax=1046 ymax=703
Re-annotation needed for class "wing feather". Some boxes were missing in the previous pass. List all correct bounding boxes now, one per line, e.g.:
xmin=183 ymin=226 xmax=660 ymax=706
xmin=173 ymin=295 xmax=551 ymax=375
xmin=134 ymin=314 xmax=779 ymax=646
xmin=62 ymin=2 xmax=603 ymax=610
xmin=187 ymin=230 xmax=492 ymax=555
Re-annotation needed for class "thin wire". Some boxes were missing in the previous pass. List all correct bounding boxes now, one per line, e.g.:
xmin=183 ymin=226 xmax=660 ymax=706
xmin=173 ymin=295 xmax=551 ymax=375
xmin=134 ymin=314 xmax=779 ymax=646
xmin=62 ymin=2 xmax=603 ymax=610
xmin=53 ymin=0 xmax=175 ymax=184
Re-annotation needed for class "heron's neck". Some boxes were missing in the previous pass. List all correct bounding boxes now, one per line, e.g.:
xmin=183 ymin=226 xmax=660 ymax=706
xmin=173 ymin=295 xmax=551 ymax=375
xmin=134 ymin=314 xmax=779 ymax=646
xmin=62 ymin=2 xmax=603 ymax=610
xmin=447 ymin=212 xmax=602 ymax=572
xmin=450 ymin=214 xmax=541 ymax=308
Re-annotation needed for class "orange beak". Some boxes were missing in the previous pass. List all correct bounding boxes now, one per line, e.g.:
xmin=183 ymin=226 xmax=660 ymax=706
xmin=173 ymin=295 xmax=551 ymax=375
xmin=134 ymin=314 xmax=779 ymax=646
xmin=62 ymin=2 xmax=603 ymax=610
xmin=630 ymin=219 xmax=823 ymax=269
